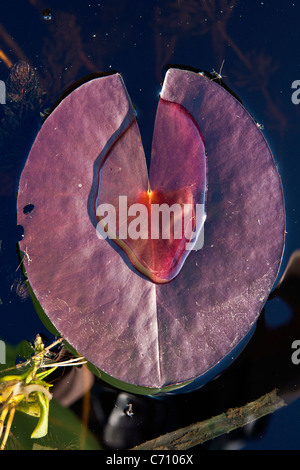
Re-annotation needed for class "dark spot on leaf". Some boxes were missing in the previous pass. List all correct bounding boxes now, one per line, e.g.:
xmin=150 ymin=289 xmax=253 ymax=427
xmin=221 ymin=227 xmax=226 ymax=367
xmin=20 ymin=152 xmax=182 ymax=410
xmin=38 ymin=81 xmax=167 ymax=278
xmin=23 ymin=204 xmax=35 ymax=215
xmin=16 ymin=224 xmax=24 ymax=241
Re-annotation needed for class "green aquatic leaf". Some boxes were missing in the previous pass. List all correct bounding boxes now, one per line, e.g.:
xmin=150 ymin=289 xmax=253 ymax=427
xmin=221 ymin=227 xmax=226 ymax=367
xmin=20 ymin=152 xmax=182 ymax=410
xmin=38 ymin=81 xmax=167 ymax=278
xmin=31 ymin=391 xmax=49 ymax=438
xmin=6 ymin=400 xmax=102 ymax=450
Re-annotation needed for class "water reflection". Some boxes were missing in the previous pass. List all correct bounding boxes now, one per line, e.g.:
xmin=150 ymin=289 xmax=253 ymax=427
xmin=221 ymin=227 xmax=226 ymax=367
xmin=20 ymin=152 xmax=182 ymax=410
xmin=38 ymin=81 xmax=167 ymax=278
xmin=0 ymin=0 xmax=289 ymax=135
xmin=153 ymin=0 xmax=238 ymax=79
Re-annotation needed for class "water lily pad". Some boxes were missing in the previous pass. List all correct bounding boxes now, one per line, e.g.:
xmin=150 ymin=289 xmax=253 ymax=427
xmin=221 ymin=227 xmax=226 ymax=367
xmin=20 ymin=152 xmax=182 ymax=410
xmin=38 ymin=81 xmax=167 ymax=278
xmin=17 ymin=69 xmax=285 ymax=392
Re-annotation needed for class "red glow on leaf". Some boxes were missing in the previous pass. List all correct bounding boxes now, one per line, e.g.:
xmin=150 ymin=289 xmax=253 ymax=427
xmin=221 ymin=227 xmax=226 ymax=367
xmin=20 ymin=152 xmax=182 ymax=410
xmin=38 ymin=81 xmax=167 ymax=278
xmin=95 ymin=98 xmax=206 ymax=283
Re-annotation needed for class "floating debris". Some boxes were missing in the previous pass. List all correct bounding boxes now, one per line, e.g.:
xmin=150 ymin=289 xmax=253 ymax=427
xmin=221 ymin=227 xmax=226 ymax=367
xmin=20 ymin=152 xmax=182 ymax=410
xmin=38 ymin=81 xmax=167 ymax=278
xmin=42 ymin=9 xmax=52 ymax=21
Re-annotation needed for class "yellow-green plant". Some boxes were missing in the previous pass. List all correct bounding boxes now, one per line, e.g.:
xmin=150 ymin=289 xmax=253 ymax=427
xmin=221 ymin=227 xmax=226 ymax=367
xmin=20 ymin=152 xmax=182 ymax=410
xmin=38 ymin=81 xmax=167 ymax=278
xmin=0 ymin=335 xmax=86 ymax=450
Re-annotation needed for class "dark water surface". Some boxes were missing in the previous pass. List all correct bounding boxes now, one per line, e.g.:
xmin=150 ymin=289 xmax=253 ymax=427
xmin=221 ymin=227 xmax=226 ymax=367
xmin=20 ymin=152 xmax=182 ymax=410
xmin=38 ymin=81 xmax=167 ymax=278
xmin=0 ymin=0 xmax=300 ymax=450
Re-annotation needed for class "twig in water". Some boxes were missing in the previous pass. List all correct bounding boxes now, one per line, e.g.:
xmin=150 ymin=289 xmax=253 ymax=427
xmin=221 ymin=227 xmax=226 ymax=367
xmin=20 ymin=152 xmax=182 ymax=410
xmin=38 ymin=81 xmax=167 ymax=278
xmin=132 ymin=389 xmax=285 ymax=450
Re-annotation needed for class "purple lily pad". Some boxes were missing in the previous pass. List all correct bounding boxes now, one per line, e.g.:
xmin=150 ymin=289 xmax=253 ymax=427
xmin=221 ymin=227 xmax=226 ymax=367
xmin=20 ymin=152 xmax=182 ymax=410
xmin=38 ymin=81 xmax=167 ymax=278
xmin=17 ymin=69 xmax=285 ymax=392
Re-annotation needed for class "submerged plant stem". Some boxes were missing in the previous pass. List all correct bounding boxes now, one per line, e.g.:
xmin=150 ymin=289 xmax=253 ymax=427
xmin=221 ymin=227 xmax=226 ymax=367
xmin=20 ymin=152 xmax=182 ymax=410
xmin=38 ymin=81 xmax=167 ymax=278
xmin=132 ymin=389 xmax=285 ymax=450
xmin=0 ymin=407 xmax=15 ymax=450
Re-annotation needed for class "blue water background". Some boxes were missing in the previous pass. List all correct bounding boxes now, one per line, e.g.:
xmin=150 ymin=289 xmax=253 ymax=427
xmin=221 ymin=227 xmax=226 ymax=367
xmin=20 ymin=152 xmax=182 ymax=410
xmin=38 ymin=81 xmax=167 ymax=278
xmin=0 ymin=0 xmax=300 ymax=450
